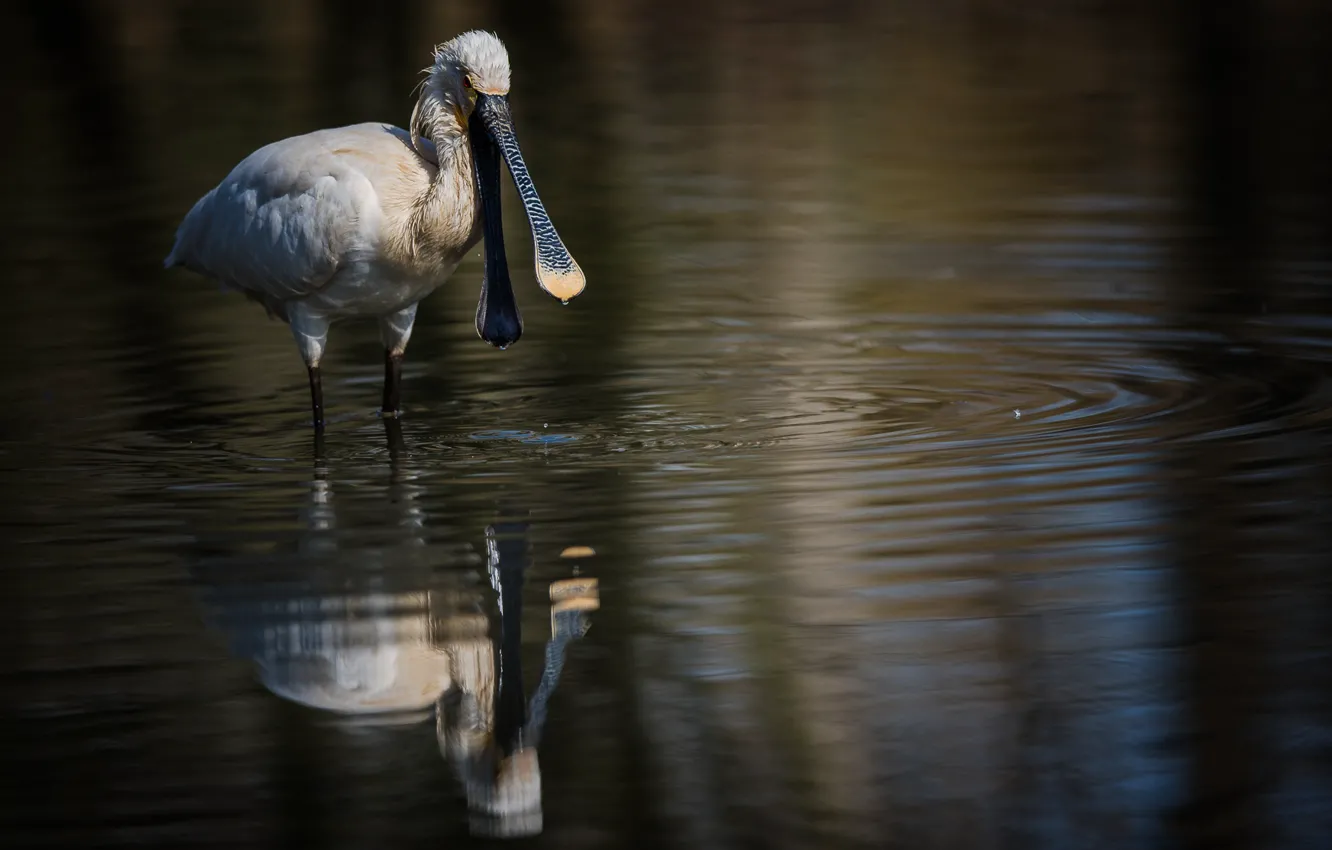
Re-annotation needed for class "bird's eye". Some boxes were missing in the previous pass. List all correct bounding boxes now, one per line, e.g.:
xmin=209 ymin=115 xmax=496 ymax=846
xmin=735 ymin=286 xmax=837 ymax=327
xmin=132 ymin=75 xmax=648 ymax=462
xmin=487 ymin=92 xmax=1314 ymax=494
xmin=463 ymin=75 xmax=472 ymax=89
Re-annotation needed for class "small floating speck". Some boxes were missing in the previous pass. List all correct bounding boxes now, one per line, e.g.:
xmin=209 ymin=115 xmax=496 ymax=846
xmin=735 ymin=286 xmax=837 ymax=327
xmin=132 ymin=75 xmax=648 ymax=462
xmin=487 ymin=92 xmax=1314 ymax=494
xmin=1014 ymin=409 xmax=1022 ymax=419
xmin=560 ymin=545 xmax=596 ymax=559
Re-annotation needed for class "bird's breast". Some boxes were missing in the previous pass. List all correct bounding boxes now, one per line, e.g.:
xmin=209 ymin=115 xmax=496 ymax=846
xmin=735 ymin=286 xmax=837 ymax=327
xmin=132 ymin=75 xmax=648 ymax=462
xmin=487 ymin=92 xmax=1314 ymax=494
xmin=310 ymin=256 xmax=470 ymax=319
xmin=376 ymin=152 xmax=482 ymax=276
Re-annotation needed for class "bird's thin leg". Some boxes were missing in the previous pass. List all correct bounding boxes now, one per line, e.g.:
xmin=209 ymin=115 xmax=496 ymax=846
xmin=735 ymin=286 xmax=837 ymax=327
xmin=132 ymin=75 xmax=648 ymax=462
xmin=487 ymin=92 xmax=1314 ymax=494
xmin=382 ymin=350 xmax=404 ymax=417
xmin=289 ymin=305 xmax=331 ymax=429
xmin=308 ymin=365 xmax=325 ymax=429
xmin=378 ymin=304 xmax=417 ymax=418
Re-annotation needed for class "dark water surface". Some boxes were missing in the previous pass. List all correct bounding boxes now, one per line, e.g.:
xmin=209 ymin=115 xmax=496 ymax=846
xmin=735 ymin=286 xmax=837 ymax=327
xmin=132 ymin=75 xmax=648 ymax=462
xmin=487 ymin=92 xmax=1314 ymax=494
xmin=4 ymin=2 xmax=1332 ymax=848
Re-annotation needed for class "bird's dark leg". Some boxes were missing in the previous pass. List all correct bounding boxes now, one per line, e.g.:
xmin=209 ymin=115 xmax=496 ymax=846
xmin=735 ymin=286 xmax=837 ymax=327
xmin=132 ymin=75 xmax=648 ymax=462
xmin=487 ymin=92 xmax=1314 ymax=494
xmin=378 ymin=305 xmax=416 ymax=418
xmin=289 ymin=306 xmax=331 ymax=430
xmin=382 ymin=350 xmax=404 ymax=417
xmin=308 ymin=365 xmax=325 ymax=429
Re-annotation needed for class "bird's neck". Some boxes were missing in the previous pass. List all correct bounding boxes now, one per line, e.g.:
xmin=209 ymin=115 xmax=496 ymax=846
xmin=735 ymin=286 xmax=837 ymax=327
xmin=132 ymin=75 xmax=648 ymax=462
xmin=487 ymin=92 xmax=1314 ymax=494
xmin=409 ymin=96 xmax=474 ymax=215
xmin=398 ymin=129 xmax=476 ymax=269
xmin=431 ymin=128 xmax=469 ymax=169
xmin=426 ymin=129 xmax=473 ymax=205
xmin=409 ymin=86 xmax=467 ymax=163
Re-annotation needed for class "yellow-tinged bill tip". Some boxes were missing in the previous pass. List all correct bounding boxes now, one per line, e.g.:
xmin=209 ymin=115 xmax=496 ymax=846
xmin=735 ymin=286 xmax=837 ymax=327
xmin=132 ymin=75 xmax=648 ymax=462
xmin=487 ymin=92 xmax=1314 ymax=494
xmin=538 ymin=262 xmax=586 ymax=302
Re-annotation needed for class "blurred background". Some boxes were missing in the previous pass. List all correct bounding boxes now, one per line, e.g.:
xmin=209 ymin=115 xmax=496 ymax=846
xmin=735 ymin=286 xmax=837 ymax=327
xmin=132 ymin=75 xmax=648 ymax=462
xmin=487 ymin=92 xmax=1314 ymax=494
xmin=3 ymin=0 xmax=1332 ymax=847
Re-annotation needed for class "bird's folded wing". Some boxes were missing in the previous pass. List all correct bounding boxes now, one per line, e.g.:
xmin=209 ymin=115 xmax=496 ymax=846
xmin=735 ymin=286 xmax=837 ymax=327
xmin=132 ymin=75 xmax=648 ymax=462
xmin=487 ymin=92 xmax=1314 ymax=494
xmin=166 ymin=137 xmax=377 ymax=301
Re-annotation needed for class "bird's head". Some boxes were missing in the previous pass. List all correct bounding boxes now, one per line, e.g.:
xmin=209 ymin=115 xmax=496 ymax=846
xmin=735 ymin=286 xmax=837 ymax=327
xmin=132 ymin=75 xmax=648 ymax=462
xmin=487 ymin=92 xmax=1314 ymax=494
xmin=411 ymin=31 xmax=584 ymax=349
xmin=411 ymin=31 xmax=511 ymax=146
xmin=439 ymin=30 xmax=512 ymax=113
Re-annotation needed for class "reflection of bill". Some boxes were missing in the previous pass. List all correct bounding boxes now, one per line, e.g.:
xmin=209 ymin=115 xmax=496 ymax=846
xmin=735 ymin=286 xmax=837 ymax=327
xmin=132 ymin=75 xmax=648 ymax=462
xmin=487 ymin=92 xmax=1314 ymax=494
xmin=442 ymin=575 xmax=600 ymax=838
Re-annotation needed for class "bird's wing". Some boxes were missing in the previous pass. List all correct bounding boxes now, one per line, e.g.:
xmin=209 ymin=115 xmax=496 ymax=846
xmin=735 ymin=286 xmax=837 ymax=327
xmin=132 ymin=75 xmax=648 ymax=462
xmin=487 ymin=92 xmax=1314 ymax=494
xmin=166 ymin=124 xmax=424 ymax=301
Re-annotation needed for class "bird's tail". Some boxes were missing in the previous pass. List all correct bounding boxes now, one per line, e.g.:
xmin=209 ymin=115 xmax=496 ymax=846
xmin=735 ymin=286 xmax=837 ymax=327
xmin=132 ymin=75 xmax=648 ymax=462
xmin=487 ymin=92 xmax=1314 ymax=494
xmin=163 ymin=187 xmax=217 ymax=271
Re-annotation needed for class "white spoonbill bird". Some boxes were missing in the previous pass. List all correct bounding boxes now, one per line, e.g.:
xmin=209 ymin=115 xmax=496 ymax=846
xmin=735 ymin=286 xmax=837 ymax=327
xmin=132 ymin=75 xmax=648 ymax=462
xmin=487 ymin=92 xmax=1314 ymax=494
xmin=164 ymin=31 xmax=584 ymax=428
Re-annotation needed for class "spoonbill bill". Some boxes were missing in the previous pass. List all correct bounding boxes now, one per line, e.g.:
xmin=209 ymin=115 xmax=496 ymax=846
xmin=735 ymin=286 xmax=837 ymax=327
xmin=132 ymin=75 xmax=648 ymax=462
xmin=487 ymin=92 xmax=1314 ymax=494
xmin=164 ymin=31 xmax=584 ymax=427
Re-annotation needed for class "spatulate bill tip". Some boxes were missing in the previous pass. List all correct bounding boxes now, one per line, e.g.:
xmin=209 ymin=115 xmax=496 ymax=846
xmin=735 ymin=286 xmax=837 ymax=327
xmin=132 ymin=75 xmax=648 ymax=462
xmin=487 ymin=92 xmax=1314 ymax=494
xmin=537 ymin=262 xmax=586 ymax=302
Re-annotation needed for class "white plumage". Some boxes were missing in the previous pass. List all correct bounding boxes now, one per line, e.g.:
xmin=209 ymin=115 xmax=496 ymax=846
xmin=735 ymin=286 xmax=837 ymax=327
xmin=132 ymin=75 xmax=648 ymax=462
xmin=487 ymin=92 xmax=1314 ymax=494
xmin=165 ymin=31 xmax=584 ymax=427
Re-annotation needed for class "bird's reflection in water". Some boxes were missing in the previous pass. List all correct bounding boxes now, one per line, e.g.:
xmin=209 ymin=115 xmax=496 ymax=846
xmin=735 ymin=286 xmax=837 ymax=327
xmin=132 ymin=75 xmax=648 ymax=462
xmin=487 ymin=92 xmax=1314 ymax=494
xmin=444 ymin=519 xmax=599 ymax=837
xmin=198 ymin=422 xmax=599 ymax=838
